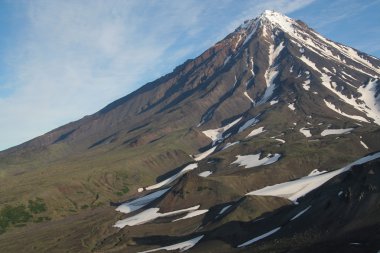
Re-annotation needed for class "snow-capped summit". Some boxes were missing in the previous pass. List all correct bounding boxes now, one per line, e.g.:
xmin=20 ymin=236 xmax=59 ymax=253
xmin=223 ymin=10 xmax=380 ymax=126
xmin=259 ymin=9 xmax=294 ymax=23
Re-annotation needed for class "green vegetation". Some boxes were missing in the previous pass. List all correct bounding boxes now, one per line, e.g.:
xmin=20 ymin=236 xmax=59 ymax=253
xmin=197 ymin=186 xmax=212 ymax=191
xmin=34 ymin=216 xmax=51 ymax=223
xmin=0 ymin=198 xmax=48 ymax=234
xmin=121 ymin=186 xmax=129 ymax=194
xmin=28 ymin=198 xmax=47 ymax=214
xmin=0 ymin=204 xmax=32 ymax=234
xmin=115 ymin=191 xmax=123 ymax=196
xmin=115 ymin=185 xmax=130 ymax=196
xmin=80 ymin=204 xmax=89 ymax=209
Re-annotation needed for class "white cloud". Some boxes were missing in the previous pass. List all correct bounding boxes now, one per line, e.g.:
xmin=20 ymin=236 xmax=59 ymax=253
xmin=0 ymin=0 xmax=314 ymax=150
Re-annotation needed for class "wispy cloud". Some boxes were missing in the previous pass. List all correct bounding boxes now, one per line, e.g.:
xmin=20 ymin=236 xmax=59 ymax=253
xmin=0 ymin=0 xmax=314 ymax=150
xmin=295 ymin=0 xmax=380 ymax=28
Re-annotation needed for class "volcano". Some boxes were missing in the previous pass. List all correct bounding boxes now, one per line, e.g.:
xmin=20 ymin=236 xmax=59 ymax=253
xmin=1 ymin=10 xmax=380 ymax=253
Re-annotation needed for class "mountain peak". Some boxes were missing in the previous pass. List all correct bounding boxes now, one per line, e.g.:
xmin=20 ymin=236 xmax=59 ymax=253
xmin=258 ymin=10 xmax=297 ymax=32
xmin=260 ymin=9 xmax=286 ymax=18
xmin=237 ymin=10 xmax=297 ymax=37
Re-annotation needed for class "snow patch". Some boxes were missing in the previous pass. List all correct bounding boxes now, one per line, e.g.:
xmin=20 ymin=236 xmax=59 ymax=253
xmin=243 ymin=21 xmax=259 ymax=46
xmin=146 ymin=164 xmax=198 ymax=190
xmin=238 ymin=116 xmax=260 ymax=133
xmin=234 ymin=34 xmax=243 ymax=50
xmin=115 ymin=205 xmax=202 ymax=228
xmin=172 ymin=210 xmax=209 ymax=222
xmin=247 ymin=152 xmax=380 ymax=202
xmin=299 ymin=128 xmax=312 ymax=137
xmin=219 ymin=205 xmax=232 ymax=215
xmin=138 ymin=235 xmax=204 ymax=253
xmin=268 ymin=42 xmax=284 ymax=68
xmin=198 ymin=171 xmax=213 ymax=177
xmin=116 ymin=188 xmax=169 ymax=214
xmin=308 ymin=169 xmax=326 ymax=177
xmin=358 ymin=79 xmax=380 ymax=125
xmin=302 ymin=79 xmax=311 ymax=91
xmin=232 ymin=153 xmax=281 ymax=169
xmin=288 ymin=103 xmax=295 ymax=111
xmin=257 ymin=42 xmax=284 ymax=105
xmin=246 ymin=126 xmax=265 ymax=138
xmin=223 ymin=55 xmax=231 ymax=66
xmin=244 ymin=91 xmax=255 ymax=104
xmin=202 ymin=117 xmax=242 ymax=145
xmin=238 ymin=227 xmax=281 ymax=247
xmin=270 ymin=100 xmax=279 ymax=105
xmin=299 ymin=55 xmax=319 ymax=72
xmin=249 ymin=57 xmax=255 ymax=76
xmin=299 ymin=57 xmax=376 ymax=125
xmin=324 ymin=100 xmax=369 ymax=123
xmin=341 ymin=71 xmax=357 ymax=81
xmin=360 ymin=141 xmax=368 ymax=149
xmin=321 ymin=128 xmax=353 ymax=136
xmin=222 ymin=141 xmax=240 ymax=150
xmin=194 ymin=147 xmax=217 ymax=161
xmin=290 ymin=206 xmax=311 ymax=221
xmin=258 ymin=69 xmax=278 ymax=104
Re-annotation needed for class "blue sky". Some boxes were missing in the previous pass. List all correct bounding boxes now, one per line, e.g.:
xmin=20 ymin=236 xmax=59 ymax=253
xmin=0 ymin=0 xmax=379 ymax=151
